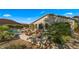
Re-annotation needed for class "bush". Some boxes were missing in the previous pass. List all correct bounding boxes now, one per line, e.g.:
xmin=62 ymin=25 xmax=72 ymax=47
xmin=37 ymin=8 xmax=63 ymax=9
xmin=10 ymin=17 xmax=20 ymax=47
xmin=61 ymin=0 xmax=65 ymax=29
xmin=43 ymin=22 xmax=71 ymax=45
xmin=74 ymin=20 xmax=78 ymax=31
xmin=61 ymin=35 xmax=72 ymax=43
xmin=7 ymin=24 xmax=24 ymax=29
xmin=0 ymin=25 xmax=9 ymax=31
xmin=0 ymin=31 xmax=15 ymax=42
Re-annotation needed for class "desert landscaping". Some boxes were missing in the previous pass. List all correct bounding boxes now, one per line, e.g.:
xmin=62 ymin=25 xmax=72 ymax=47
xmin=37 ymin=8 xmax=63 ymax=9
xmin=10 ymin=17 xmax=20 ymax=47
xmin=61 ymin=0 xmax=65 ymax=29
xmin=0 ymin=14 xmax=79 ymax=49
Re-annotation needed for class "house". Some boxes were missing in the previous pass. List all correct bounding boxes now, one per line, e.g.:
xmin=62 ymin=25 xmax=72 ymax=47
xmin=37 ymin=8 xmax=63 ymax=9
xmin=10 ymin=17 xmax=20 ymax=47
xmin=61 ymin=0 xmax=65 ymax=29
xmin=32 ymin=14 xmax=74 ymax=30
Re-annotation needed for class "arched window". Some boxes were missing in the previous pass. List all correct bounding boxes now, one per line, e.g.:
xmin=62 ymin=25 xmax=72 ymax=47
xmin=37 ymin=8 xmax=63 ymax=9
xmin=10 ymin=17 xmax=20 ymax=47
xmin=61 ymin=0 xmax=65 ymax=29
xmin=38 ymin=23 xmax=43 ymax=29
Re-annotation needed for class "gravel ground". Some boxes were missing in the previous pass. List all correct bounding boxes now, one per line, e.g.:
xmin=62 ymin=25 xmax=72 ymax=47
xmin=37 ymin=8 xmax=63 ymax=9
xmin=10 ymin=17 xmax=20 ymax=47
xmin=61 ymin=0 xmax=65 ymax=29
xmin=0 ymin=39 xmax=39 ymax=49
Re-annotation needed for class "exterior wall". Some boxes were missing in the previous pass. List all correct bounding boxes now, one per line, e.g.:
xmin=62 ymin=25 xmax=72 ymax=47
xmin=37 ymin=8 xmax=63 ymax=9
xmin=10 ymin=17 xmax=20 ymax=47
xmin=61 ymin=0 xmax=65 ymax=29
xmin=33 ymin=16 xmax=48 ymax=30
xmin=43 ymin=16 xmax=71 ymax=25
xmin=33 ymin=16 xmax=48 ymax=25
xmin=33 ymin=15 xmax=71 ymax=25
xmin=33 ymin=15 xmax=74 ymax=30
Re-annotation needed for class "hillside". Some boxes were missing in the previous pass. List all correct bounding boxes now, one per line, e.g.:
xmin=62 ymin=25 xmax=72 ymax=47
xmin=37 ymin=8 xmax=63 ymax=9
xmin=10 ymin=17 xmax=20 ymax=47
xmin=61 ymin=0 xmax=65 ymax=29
xmin=0 ymin=19 xmax=20 ymax=25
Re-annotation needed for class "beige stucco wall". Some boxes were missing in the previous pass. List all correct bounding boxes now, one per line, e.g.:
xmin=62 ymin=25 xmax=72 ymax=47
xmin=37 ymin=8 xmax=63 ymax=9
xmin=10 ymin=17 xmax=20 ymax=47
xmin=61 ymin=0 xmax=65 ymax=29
xmin=33 ymin=16 xmax=48 ymax=25
xmin=33 ymin=15 xmax=71 ymax=25
xmin=33 ymin=15 xmax=74 ymax=30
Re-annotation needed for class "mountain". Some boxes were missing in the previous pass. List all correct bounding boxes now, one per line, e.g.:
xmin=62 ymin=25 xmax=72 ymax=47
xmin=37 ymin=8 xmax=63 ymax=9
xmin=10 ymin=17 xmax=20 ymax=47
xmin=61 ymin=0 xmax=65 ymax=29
xmin=0 ymin=19 xmax=20 ymax=25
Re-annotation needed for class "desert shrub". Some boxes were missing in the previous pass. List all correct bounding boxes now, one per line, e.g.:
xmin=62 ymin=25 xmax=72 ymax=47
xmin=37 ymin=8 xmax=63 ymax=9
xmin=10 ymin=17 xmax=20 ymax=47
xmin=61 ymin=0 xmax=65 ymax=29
xmin=0 ymin=31 xmax=15 ymax=42
xmin=74 ymin=20 xmax=78 ymax=31
xmin=61 ymin=35 xmax=72 ymax=43
xmin=0 ymin=25 xmax=9 ymax=31
xmin=23 ymin=24 xmax=29 ymax=28
xmin=7 ymin=24 xmax=23 ymax=29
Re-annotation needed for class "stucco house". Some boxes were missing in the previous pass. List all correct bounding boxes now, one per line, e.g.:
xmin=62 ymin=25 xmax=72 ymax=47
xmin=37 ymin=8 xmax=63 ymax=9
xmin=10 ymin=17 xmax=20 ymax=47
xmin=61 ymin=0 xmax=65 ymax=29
xmin=32 ymin=14 xmax=74 ymax=31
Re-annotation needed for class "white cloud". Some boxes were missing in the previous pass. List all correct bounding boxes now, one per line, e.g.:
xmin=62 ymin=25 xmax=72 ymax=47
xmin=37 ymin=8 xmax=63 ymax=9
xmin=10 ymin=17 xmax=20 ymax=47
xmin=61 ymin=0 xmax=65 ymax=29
xmin=66 ymin=13 xmax=73 ymax=15
xmin=64 ymin=12 xmax=73 ymax=17
xmin=3 ymin=14 xmax=11 ymax=17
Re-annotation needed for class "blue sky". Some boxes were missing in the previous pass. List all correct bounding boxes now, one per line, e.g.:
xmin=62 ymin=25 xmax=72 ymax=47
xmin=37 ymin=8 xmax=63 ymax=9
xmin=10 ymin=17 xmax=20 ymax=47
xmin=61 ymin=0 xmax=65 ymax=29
xmin=0 ymin=9 xmax=79 ymax=24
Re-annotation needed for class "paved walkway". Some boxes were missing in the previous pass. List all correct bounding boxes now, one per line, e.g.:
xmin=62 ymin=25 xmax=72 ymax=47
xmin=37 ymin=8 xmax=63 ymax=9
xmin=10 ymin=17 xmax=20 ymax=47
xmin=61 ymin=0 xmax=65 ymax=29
xmin=19 ymin=33 xmax=32 ymax=42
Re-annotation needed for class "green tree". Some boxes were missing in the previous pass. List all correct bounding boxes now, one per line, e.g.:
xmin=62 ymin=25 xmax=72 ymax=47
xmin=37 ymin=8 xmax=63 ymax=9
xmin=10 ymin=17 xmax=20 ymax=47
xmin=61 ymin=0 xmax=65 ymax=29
xmin=43 ymin=22 xmax=71 ymax=45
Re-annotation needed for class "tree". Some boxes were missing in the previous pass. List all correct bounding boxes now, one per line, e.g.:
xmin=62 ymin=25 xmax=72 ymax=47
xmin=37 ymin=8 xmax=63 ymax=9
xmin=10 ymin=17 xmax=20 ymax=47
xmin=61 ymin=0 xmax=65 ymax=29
xmin=43 ymin=22 xmax=71 ymax=45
